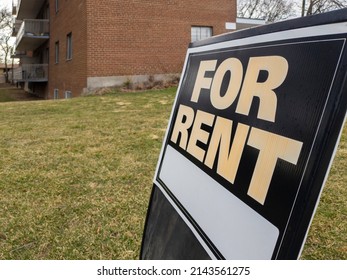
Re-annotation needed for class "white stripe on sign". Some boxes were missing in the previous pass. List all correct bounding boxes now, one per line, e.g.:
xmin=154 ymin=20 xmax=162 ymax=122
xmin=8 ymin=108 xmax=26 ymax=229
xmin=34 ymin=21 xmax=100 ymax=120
xmin=159 ymin=145 xmax=279 ymax=259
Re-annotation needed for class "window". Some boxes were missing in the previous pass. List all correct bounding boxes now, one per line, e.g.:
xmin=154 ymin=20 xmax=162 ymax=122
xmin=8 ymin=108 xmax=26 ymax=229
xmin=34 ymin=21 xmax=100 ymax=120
xmin=55 ymin=0 xmax=59 ymax=13
xmin=55 ymin=41 xmax=59 ymax=63
xmin=45 ymin=47 xmax=49 ymax=64
xmin=191 ymin=26 xmax=213 ymax=42
xmin=65 ymin=91 xmax=72 ymax=99
xmin=43 ymin=3 xmax=50 ymax=19
xmin=66 ymin=33 xmax=72 ymax=60
xmin=54 ymin=89 xmax=59 ymax=99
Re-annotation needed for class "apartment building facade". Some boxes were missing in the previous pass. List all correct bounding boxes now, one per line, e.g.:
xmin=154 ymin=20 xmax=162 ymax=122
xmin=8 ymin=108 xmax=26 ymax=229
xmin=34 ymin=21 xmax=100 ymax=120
xmin=12 ymin=0 xmax=236 ymax=99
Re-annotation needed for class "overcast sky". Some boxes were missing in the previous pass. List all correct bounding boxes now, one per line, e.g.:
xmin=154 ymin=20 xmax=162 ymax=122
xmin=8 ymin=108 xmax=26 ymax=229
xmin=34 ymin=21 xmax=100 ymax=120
xmin=1 ymin=0 xmax=12 ymax=9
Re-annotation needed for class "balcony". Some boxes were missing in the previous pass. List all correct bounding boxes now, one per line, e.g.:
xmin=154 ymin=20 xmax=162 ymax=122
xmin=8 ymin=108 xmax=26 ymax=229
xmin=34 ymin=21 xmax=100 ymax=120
xmin=16 ymin=0 xmax=47 ymax=20
xmin=12 ymin=19 xmax=22 ymax=37
xmin=11 ymin=64 xmax=48 ymax=82
xmin=11 ymin=50 xmax=27 ymax=59
xmin=16 ymin=19 xmax=49 ymax=51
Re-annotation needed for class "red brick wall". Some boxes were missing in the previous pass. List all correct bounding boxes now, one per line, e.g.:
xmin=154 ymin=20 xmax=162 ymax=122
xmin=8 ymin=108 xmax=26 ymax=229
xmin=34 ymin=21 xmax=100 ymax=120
xmin=48 ymin=0 xmax=88 ymax=98
xmin=86 ymin=0 xmax=236 ymax=77
xmin=48 ymin=0 xmax=236 ymax=97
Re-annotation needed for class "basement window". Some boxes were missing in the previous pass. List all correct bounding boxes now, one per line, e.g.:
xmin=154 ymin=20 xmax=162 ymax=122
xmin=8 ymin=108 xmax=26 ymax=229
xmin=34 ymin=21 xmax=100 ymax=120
xmin=65 ymin=91 xmax=72 ymax=99
xmin=191 ymin=26 xmax=213 ymax=42
xmin=54 ymin=89 xmax=59 ymax=99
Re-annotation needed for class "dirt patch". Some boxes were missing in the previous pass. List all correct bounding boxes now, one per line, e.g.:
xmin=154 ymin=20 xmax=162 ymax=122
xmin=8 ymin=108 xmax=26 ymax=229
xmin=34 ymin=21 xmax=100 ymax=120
xmin=84 ymin=75 xmax=180 ymax=96
xmin=0 ymin=83 xmax=43 ymax=102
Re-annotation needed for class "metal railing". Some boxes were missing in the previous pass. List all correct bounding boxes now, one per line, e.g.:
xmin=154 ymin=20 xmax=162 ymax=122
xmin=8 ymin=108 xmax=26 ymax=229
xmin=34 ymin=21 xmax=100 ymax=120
xmin=11 ymin=50 xmax=26 ymax=58
xmin=16 ymin=19 xmax=49 ymax=47
xmin=11 ymin=64 xmax=48 ymax=82
xmin=11 ymin=67 xmax=23 ymax=82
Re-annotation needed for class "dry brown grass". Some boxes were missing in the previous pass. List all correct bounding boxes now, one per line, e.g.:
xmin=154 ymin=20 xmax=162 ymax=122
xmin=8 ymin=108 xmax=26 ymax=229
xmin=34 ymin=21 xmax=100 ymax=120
xmin=0 ymin=86 xmax=345 ymax=259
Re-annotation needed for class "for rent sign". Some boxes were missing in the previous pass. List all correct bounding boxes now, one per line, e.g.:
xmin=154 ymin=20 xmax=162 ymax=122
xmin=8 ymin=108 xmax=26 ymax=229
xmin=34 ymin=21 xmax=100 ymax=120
xmin=171 ymin=55 xmax=302 ymax=206
xmin=141 ymin=10 xmax=347 ymax=260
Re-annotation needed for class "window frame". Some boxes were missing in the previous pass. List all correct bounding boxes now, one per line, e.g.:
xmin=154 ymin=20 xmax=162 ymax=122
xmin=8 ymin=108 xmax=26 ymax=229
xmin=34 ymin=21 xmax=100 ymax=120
xmin=66 ymin=32 xmax=72 ymax=61
xmin=65 ymin=90 xmax=72 ymax=99
xmin=55 ymin=41 xmax=59 ymax=64
xmin=55 ymin=0 xmax=59 ymax=13
xmin=53 ymin=89 xmax=59 ymax=99
xmin=191 ymin=26 xmax=213 ymax=42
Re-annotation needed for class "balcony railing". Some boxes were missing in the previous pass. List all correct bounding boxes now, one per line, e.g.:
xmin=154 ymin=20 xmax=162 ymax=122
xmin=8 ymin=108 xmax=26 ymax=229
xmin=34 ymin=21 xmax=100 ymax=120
xmin=11 ymin=64 xmax=48 ymax=82
xmin=12 ymin=19 xmax=22 ymax=37
xmin=16 ymin=19 xmax=49 ymax=51
xmin=11 ymin=67 xmax=23 ymax=82
xmin=11 ymin=50 xmax=26 ymax=59
xmin=17 ymin=19 xmax=49 ymax=42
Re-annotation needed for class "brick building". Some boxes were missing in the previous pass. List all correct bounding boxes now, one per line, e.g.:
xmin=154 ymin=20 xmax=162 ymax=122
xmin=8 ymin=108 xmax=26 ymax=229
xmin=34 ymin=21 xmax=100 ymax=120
xmin=12 ymin=0 xmax=236 ymax=99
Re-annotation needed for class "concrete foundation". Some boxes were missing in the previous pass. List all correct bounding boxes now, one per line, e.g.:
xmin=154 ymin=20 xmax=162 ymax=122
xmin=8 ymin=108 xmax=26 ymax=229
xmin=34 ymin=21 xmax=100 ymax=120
xmin=84 ymin=73 xmax=181 ymax=93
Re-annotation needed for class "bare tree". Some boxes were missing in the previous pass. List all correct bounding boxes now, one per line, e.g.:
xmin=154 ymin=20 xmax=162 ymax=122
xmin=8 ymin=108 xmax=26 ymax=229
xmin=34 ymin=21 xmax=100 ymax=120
xmin=302 ymin=0 xmax=347 ymax=16
xmin=0 ymin=7 xmax=12 ymax=33
xmin=237 ymin=0 xmax=296 ymax=22
xmin=0 ymin=7 xmax=13 ymax=83
xmin=0 ymin=34 xmax=12 ymax=83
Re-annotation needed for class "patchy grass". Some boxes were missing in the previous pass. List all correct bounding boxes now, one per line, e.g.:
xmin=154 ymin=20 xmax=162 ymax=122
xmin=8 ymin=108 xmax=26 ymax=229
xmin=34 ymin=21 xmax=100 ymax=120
xmin=0 ymin=88 xmax=175 ymax=259
xmin=0 ymin=86 xmax=345 ymax=259
xmin=0 ymin=84 xmax=42 ymax=103
xmin=0 ymin=86 xmax=16 ymax=102
xmin=300 ymin=125 xmax=347 ymax=260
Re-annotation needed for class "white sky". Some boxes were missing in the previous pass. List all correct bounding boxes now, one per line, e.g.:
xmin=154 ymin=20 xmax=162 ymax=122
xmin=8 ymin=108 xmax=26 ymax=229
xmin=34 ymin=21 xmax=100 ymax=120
xmin=0 ymin=0 xmax=16 ymax=61
xmin=1 ymin=0 xmax=12 ymax=10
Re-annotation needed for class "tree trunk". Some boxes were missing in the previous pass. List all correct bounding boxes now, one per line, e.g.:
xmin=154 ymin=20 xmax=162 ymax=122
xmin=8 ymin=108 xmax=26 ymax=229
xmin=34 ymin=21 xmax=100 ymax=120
xmin=4 ymin=61 xmax=9 ymax=84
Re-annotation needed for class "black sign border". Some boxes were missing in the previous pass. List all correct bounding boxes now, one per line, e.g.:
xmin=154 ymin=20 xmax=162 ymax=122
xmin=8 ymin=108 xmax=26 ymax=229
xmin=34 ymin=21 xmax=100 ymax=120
xmin=141 ymin=8 xmax=347 ymax=260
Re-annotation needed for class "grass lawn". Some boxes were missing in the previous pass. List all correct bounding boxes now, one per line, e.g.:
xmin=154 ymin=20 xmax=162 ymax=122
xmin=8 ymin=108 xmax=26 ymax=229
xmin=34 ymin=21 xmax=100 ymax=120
xmin=0 ymin=87 xmax=345 ymax=259
xmin=0 ymin=84 xmax=42 ymax=102
xmin=0 ymin=86 xmax=17 ymax=102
